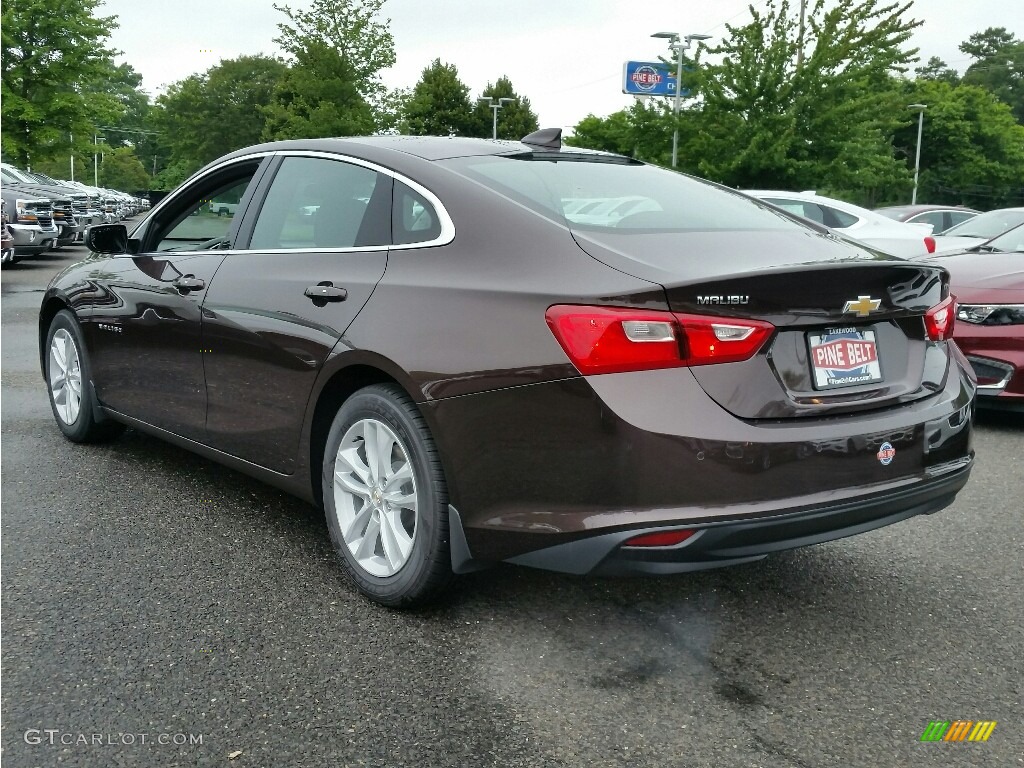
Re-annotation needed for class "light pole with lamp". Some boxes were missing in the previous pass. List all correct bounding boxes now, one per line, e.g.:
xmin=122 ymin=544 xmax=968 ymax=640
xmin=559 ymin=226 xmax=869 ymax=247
xmin=479 ymin=97 xmax=515 ymax=140
xmin=908 ymin=103 xmax=926 ymax=204
xmin=651 ymin=31 xmax=711 ymax=168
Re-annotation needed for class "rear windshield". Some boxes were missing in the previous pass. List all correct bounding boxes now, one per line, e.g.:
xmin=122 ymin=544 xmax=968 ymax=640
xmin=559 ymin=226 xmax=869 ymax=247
xmin=942 ymin=209 xmax=1024 ymax=239
xmin=441 ymin=154 xmax=804 ymax=233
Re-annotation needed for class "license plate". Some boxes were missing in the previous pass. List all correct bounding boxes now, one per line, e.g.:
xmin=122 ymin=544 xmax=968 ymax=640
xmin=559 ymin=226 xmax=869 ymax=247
xmin=808 ymin=327 xmax=883 ymax=390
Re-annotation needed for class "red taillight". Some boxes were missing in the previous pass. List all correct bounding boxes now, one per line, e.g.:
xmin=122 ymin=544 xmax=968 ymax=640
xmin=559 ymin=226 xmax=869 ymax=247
xmin=924 ymin=295 xmax=955 ymax=341
xmin=545 ymin=305 xmax=774 ymax=375
xmin=623 ymin=529 xmax=696 ymax=547
xmin=925 ymin=236 xmax=936 ymax=254
xmin=673 ymin=313 xmax=775 ymax=365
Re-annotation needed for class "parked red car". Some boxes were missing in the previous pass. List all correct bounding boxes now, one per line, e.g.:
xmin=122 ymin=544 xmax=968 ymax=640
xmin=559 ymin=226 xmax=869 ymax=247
xmin=926 ymin=224 xmax=1024 ymax=410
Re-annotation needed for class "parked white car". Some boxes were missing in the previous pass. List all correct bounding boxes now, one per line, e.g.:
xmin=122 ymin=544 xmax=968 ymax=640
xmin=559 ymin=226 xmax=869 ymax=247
xmin=929 ymin=207 xmax=1024 ymax=254
xmin=744 ymin=190 xmax=936 ymax=257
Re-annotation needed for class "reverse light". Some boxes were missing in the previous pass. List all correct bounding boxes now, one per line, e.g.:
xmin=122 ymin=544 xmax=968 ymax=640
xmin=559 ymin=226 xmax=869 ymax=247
xmin=545 ymin=305 xmax=775 ymax=375
xmin=957 ymin=303 xmax=1024 ymax=326
xmin=924 ymin=295 xmax=956 ymax=341
xmin=623 ymin=529 xmax=696 ymax=547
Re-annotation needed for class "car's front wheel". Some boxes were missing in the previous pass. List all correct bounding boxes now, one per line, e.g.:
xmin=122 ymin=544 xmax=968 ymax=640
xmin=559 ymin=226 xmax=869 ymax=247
xmin=322 ymin=384 xmax=452 ymax=607
xmin=45 ymin=309 xmax=125 ymax=443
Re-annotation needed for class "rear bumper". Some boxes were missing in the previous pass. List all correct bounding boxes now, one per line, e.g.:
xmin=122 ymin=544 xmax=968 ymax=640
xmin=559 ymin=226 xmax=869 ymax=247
xmin=488 ymin=458 xmax=971 ymax=575
xmin=432 ymin=352 xmax=975 ymax=569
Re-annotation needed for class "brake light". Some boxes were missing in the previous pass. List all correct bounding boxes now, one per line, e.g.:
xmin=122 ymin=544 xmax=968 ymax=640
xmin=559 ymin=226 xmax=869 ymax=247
xmin=924 ymin=295 xmax=955 ymax=341
xmin=925 ymin=236 xmax=936 ymax=254
xmin=545 ymin=305 xmax=774 ymax=374
xmin=623 ymin=529 xmax=695 ymax=547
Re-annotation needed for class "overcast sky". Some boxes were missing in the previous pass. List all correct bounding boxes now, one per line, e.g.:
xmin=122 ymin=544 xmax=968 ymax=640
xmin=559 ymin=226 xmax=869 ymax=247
xmin=98 ymin=0 xmax=1023 ymax=130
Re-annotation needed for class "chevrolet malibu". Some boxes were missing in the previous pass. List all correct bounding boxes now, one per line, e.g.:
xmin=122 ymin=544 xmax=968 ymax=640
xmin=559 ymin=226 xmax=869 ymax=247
xmin=40 ymin=132 xmax=976 ymax=606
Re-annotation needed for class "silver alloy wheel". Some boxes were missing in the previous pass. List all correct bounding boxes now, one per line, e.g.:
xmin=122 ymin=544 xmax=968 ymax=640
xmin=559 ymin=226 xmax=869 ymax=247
xmin=332 ymin=418 xmax=419 ymax=577
xmin=49 ymin=328 xmax=83 ymax=425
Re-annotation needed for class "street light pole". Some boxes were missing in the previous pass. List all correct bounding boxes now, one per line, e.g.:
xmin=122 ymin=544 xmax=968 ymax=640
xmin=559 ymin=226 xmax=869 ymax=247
xmin=652 ymin=31 xmax=711 ymax=168
xmin=93 ymin=133 xmax=103 ymax=187
xmin=908 ymin=104 xmax=926 ymax=205
xmin=479 ymin=97 xmax=515 ymax=140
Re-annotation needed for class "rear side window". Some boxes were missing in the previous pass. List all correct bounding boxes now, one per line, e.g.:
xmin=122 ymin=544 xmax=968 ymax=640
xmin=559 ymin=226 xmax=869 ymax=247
xmin=908 ymin=211 xmax=945 ymax=231
xmin=824 ymin=207 xmax=859 ymax=228
xmin=249 ymin=156 xmax=391 ymax=250
xmin=444 ymin=156 xmax=802 ymax=233
xmin=765 ymin=198 xmax=825 ymax=224
xmin=947 ymin=211 xmax=975 ymax=228
xmin=393 ymin=181 xmax=441 ymax=245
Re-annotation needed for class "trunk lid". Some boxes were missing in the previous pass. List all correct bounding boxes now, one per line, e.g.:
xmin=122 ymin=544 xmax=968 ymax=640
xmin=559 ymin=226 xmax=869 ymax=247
xmin=572 ymin=229 xmax=952 ymax=418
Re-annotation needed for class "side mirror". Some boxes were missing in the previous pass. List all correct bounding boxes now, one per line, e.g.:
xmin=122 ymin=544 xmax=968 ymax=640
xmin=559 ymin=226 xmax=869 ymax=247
xmin=84 ymin=223 xmax=133 ymax=254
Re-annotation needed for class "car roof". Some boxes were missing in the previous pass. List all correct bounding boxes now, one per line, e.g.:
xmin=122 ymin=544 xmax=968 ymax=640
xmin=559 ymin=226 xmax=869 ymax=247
xmin=214 ymin=135 xmax=619 ymax=165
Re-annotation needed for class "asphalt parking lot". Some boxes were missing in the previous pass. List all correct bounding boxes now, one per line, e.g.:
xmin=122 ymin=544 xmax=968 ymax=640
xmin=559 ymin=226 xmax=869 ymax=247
xmin=2 ymin=246 xmax=1022 ymax=768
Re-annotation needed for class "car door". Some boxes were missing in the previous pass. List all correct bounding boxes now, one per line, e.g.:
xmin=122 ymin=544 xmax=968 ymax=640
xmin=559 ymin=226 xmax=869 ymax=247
xmin=88 ymin=157 xmax=270 ymax=440
xmin=200 ymin=153 xmax=394 ymax=473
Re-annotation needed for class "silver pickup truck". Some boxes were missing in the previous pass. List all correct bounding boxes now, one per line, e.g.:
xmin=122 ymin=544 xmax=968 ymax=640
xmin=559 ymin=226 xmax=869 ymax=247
xmin=0 ymin=186 xmax=58 ymax=262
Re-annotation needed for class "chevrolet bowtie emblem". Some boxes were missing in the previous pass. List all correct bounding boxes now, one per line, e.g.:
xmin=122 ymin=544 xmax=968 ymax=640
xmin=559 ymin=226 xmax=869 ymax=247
xmin=842 ymin=295 xmax=881 ymax=316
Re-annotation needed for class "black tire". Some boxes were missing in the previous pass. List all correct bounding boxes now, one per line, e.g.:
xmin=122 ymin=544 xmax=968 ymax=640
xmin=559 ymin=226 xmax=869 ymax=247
xmin=322 ymin=384 xmax=452 ymax=607
xmin=44 ymin=309 xmax=125 ymax=443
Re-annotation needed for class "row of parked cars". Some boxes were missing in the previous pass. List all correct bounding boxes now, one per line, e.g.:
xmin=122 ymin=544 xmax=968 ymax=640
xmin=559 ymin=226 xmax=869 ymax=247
xmin=1 ymin=162 xmax=148 ymax=266
xmin=745 ymin=190 xmax=1024 ymax=255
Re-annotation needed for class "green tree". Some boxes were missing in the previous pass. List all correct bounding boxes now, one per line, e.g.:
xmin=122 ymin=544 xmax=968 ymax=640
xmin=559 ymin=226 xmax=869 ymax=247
xmin=1 ymin=0 xmax=123 ymax=168
xmin=689 ymin=0 xmax=922 ymax=202
xmin=263 ymin=0 xmax=394 ymax=139
xmin=151 ymin=158 xmax=197 ymax=191
xmin=99 ymin=63 xmax=161 ymax=176
xmin=155 ymin=55 xmax=287 ymax=172
xmin=402 ymin=59 xmax=474 ymax=136
xmin=959 ymin=27 xmax=1024 ymax=123
xmin=100 ymin=147 xmax=150 ymax=192
xmin=915 ymin=56 xmax=960 ymax=84
xmin=893 ymin=79 xmax=1024 ymax=207
xmin=567 ymin=101 xmax=674 ymax=164
xmin=470 ymin=76 xmax=539 ymax=139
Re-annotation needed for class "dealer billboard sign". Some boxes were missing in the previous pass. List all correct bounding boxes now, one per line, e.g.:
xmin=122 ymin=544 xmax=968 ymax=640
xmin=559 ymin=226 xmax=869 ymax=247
xmin=621 ymin=61 xmax=689 ymax=97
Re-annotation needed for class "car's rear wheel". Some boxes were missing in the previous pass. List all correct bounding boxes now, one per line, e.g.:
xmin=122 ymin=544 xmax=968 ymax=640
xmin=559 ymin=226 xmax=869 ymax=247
xmin=45 ymin=309 xmax=125 ymax=443
xmin=322 ymin=384 xmax=452 ymax=607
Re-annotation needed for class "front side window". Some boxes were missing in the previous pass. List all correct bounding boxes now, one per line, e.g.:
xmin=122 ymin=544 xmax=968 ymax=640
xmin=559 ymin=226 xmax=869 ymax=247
xmin=146 ymin=160 xmax=263 ymax=252
xmin=248 ymin=156 xmax=391 ymax=250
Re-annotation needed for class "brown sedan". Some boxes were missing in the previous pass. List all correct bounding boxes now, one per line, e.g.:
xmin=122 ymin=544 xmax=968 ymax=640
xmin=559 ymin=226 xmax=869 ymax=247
xmin=39 ymin=131 xmax=976 ymax=606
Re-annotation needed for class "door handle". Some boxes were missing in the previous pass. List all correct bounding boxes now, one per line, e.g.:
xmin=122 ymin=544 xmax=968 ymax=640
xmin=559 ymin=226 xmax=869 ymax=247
xmin=304 ymin=282 xmax=348 ymax=303
xmin=173 ymin=275 xmax=205 ymax=293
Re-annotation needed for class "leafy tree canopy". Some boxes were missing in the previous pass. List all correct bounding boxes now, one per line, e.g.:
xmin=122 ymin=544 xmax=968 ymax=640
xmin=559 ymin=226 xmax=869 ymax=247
xmin=690 ymin=0 xmax=922 ymax=198
xmin=155 ymin=55 xmax=287 ymax=171
xmin=402 ymin=59 xmax=474 ymax=136
xmin=100 ymin=147 xmax=150 ymax=192
xmin=959 ymin=27 xmax=1024 ymax=122
xmin=1 ymin=0 xmax=125 ymax=168
xmin=263 ymin=0 xmax=394 ymax=138
xmin=915 ymin=56 xmax=960 ymax=84
xmin=893 ymin=79 xmax=1024 ymax=207
xmin=471 ymin=77 xmax=539 ymax=139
